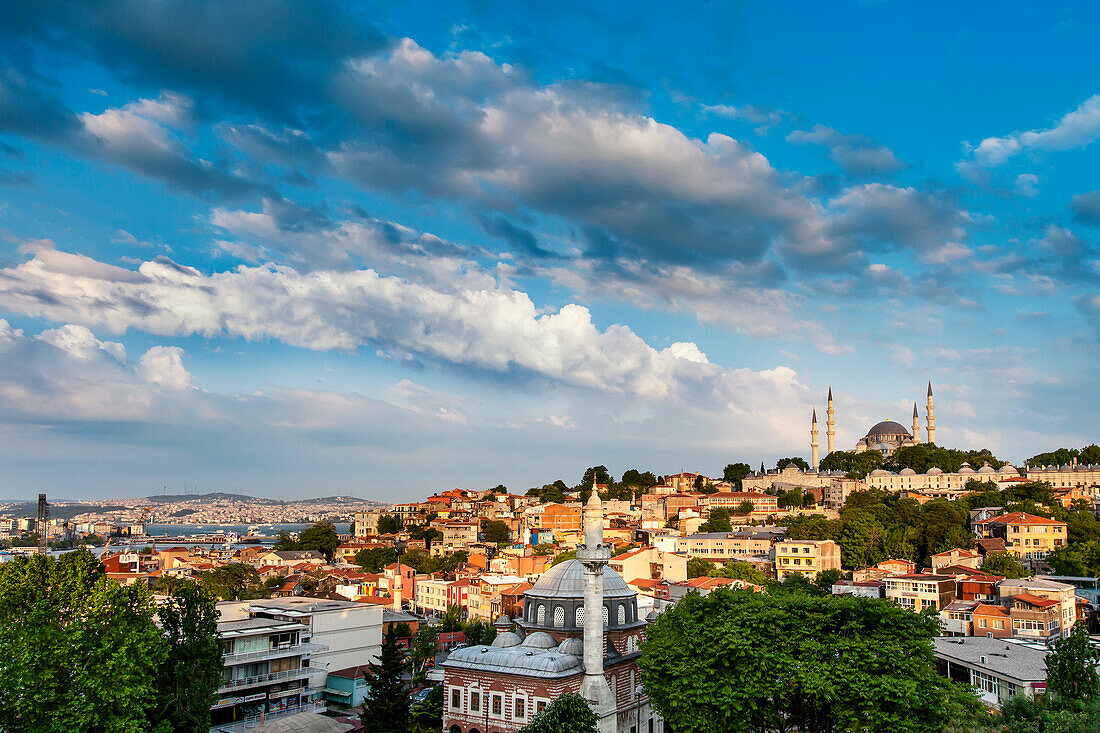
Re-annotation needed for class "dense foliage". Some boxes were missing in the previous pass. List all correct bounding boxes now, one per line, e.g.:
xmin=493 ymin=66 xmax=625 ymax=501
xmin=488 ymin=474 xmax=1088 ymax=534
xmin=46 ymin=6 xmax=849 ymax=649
xmin=639 ymin=589 xmax=983 ymax=732
xmin=0 ymin=549 xmax=220 ymax=733
xmin=520 ymin=692 xmax=599 ymax=733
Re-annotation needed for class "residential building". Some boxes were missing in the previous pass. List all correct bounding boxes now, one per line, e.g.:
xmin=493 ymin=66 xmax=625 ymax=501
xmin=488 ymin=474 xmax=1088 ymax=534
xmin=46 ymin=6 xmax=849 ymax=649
xmin=608 ymin=546 xmax=689 ymax=584
xmin=883 ymin=574 xmax=956 ymax=612
xmin=932 ymin=637 xmax=1051 ymax=709
xmin=416 ymin=578 xmax=451 ymax=616
xmin=211 ymin=613 xmax=326 ymax=731
xmin=774 ymin=539 xmax=841 ymax=581
xmin=972 ymin=512 xmax=1068 ymax=562
xmin=998 ymin=578 xmax=1077 ymax=636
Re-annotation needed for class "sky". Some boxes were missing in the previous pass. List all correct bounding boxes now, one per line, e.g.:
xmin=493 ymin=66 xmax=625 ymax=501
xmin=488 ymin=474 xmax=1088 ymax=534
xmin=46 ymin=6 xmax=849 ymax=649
xmin=0 ymin=1 xmax=1097 ymax=500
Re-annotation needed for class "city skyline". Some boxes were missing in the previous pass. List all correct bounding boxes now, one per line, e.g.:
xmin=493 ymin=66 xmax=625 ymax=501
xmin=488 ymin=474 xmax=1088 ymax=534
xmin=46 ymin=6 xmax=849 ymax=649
xmin=1 ymin=2 xmax=1098 ymax=499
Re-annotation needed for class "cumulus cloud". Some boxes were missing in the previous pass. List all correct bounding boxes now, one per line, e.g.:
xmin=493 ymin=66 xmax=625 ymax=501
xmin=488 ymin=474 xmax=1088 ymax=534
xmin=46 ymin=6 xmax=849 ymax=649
xmin=961 ymin=93 xmax=1100 ymax=169
xmin=787 ymin=124 xmax=905 ymax=177
xmin=0 ymin=244 xmax=820 ymax=405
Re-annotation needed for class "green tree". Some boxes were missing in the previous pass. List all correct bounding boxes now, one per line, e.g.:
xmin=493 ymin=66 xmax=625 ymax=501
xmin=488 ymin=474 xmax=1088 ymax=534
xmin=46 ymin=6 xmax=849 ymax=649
xmin=481 ymin=519 xmax=511 ymax=545
xmin=1049 ymin=540 xmax=1100 ymax=577
xmin=410 ymin=625 xmax=439 ymax=684
xmin=360 ymin=626 xmax=409 ymax=733
xmin=151 ymin=579 xmax=224 ymax=733
xmin=0 ymin=549 xmax=168 ymax=732
xmin=639 ymin=588 xmax=983 ymax=732
xmin=377 ymin=514 xmax=401 ymax=535
xmin=520 ymin=692 xmax=598 ymax=733
xmin=200 ymin=563 xmax=264 ymax=600
xmin=409 ymin=685 xmax=444 ymax=733
xmin=723 ymin=462 xmax=752 ymax=489
xmin=687 ymin=557 xmax=714 ymax=579
xmin=698 ymin=507 xmax=732 ymax=533
xmin=777 ymin=456 xmax=810 ymax=471
xmin=552 ymin=549 xmax=576 ymax=567
xmin=440 ymin=604 xmax=463 ymax=632
xmin=355 ymin=546 xmax=399 ymax=573
xmin=980 ymin=551 xmax=1031 ymax=579
xmin=1046 ymin=624 xmax=1100 ymax=703
xmin=297 ymin=520 xmax=340 ymax=563
xmin=709 ymin=561 xmax=769 ymax=586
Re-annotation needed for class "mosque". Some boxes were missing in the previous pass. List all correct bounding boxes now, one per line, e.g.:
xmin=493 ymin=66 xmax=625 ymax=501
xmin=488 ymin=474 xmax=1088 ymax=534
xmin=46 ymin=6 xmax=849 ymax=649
xmin=810 ymin=382 xmax=937 ymax=469
xmin=442 ymin=494 xmax=662 ymax=733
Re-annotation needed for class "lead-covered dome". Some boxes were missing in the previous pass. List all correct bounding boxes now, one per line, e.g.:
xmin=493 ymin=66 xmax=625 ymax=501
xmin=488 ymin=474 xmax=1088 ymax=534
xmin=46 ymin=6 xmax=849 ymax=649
xmin=865 ymin=420 xmax=912 ymax=438
xmin=527 ymin=559 xmax=635 ymax=600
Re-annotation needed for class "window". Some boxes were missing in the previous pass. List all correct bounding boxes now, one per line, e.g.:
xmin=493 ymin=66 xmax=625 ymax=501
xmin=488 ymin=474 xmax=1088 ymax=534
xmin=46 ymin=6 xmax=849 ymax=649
xmin=470 ymin=691 xmax=480 ymax=712
xmin=451 ymin=689 xmax=461 ymax=709
xmin=492 ymin=695 xmax=502 ymax=716
xmin=515 ymin=698 xmax=525 ymax=719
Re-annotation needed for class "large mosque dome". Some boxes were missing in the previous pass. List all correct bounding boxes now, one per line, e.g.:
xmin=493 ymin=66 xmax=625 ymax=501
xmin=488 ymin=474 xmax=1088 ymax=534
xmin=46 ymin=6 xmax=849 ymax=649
xmin=519 ymin=559 xmax=640 ymax=633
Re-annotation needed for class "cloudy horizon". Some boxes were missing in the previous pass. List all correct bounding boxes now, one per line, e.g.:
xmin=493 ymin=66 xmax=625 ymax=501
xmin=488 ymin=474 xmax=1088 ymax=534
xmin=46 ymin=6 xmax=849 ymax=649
xmin=0 ymin=1 xmax=1097 ymax=500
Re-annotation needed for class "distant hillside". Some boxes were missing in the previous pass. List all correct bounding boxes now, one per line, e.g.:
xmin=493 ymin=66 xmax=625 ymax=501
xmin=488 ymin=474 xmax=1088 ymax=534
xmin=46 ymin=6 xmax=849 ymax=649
xmin=145 ymin=492 xmax=263 ymax=504
xmin=0 ymin=503 xmax=128 ymax=519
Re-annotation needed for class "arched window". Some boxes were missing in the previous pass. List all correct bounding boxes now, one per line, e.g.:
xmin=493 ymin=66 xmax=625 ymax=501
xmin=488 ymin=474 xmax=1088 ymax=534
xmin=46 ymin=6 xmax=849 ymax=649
xmin=575 ymin=606 xmax=584 ymax=626
xmin=536 ymin=605 xmax=545 ymax=625
xmin=602 ymin=605 xmax=609 ymax=627
xmin=554 ymin=606 xmax=565 ymax=627
xmin=617 ymin=604 xmax=626 ymax=625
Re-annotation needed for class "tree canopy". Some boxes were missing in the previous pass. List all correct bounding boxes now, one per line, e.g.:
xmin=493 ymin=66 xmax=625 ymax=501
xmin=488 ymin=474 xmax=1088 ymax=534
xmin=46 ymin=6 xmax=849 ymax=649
xmin=638 ymin=588 xmax=983 ymax=733
xmin=520 ymin=692 xmax=598 ymax=733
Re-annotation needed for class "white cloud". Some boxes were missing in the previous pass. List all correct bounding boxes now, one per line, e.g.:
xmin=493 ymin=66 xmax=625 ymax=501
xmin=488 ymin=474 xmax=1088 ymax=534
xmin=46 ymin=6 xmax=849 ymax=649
xmin=137 ymin=346 xmax=192 ymax=390
xmin=963 ymin=93 xmax=1100 ymax=169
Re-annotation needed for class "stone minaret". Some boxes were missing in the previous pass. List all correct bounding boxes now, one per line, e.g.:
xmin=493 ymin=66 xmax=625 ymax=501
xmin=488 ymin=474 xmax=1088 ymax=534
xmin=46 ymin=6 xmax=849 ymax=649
xmin=911 ymin=403 xmax=921 ymax=443
xmin=810 ymin=409 xmax=820 ymax=471
xmin=577 ymin=493 xmax=614 ymax=731
xmin=926 ymin=382 xmax=936 ymax=445
xmin=826 ymin=387 xmax=836 ymax=455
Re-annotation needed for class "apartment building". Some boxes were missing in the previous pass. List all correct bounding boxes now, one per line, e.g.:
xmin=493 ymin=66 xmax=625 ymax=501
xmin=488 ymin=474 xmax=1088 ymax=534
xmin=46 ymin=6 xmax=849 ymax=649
xmin=998 ymin=578 xmax=1077 ymax=636
xmin=973 ymin=512 xmax=1068 ymax=561
xmin=211 ymin=615 xmax=327 ymax=731
xmin=883 ymin=574 xmax=956 ymax=612
xmin=774 ymin=539 xmax=841 ymax=581
xmin=702 ymin=492 xmax=779 ymax=514
xmin=676 ymin=528 xmax=783 ymax=561
xmin=609 ymin=546 xmax=689 ymax=584
xmin=415 ymin=578 xmax=451 ymax=616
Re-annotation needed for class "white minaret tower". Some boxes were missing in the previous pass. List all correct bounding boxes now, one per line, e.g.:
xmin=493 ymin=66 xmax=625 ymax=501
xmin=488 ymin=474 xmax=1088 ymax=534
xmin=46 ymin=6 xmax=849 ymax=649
xmin=826 ymin=387 xmax=836 ymax=455
xmin=926 ymin=382 xmax=936 ymax=445
xmin=810 ymin=409 xmax=820 ymax=471
xmin=911 ymin=403 xmax=921 ymax=443
xmin=577 ymin=492 xmax=614 ymax=732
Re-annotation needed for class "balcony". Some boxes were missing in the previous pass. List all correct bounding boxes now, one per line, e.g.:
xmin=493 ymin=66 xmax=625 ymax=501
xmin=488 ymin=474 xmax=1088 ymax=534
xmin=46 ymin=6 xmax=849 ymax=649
xmin=223 ymin=642 xmax=327 ymax=665
xmin=218 ymin=667 xmax=313 ymax=693
xmin=210 ymin=701 xmax=327 ymax=733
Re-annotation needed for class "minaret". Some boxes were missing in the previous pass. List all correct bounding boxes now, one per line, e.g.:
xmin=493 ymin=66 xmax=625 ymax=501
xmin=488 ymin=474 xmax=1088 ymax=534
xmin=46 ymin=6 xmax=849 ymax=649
xmin=911 ymin=403 xmax=921 ymax=443
xmin=926 ymin=382 xmax=936 ymax=445
xmin=577 ymin=492 xmax=614 ymax=731
xmin=392 ymin=560 xmax=403 ymax=612
xmin=810 ymin=409 xmax=820 ymax=471
xmin=826 ymin=387 xmax=836 ymax=455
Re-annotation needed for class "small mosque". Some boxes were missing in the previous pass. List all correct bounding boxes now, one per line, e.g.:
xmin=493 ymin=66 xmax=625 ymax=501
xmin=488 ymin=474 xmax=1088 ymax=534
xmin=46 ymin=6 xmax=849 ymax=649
xmin=810 ymin=382 xmax=938 ymax=469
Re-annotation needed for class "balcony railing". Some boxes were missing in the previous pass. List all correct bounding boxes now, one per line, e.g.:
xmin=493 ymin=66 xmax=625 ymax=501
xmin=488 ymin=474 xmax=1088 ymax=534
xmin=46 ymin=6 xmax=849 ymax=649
xmin=223 ymin=642 xmax=327 ymax=665
xmin=210 ymin=701 xmax=327 ymax=733
xmin=218 ymin=667 xmax=312 ymax=693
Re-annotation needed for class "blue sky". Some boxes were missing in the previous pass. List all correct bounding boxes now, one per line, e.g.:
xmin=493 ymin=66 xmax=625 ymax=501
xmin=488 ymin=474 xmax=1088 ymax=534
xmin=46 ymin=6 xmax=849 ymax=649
xmin=0 ymin=1 xmax=1097 ymax=500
